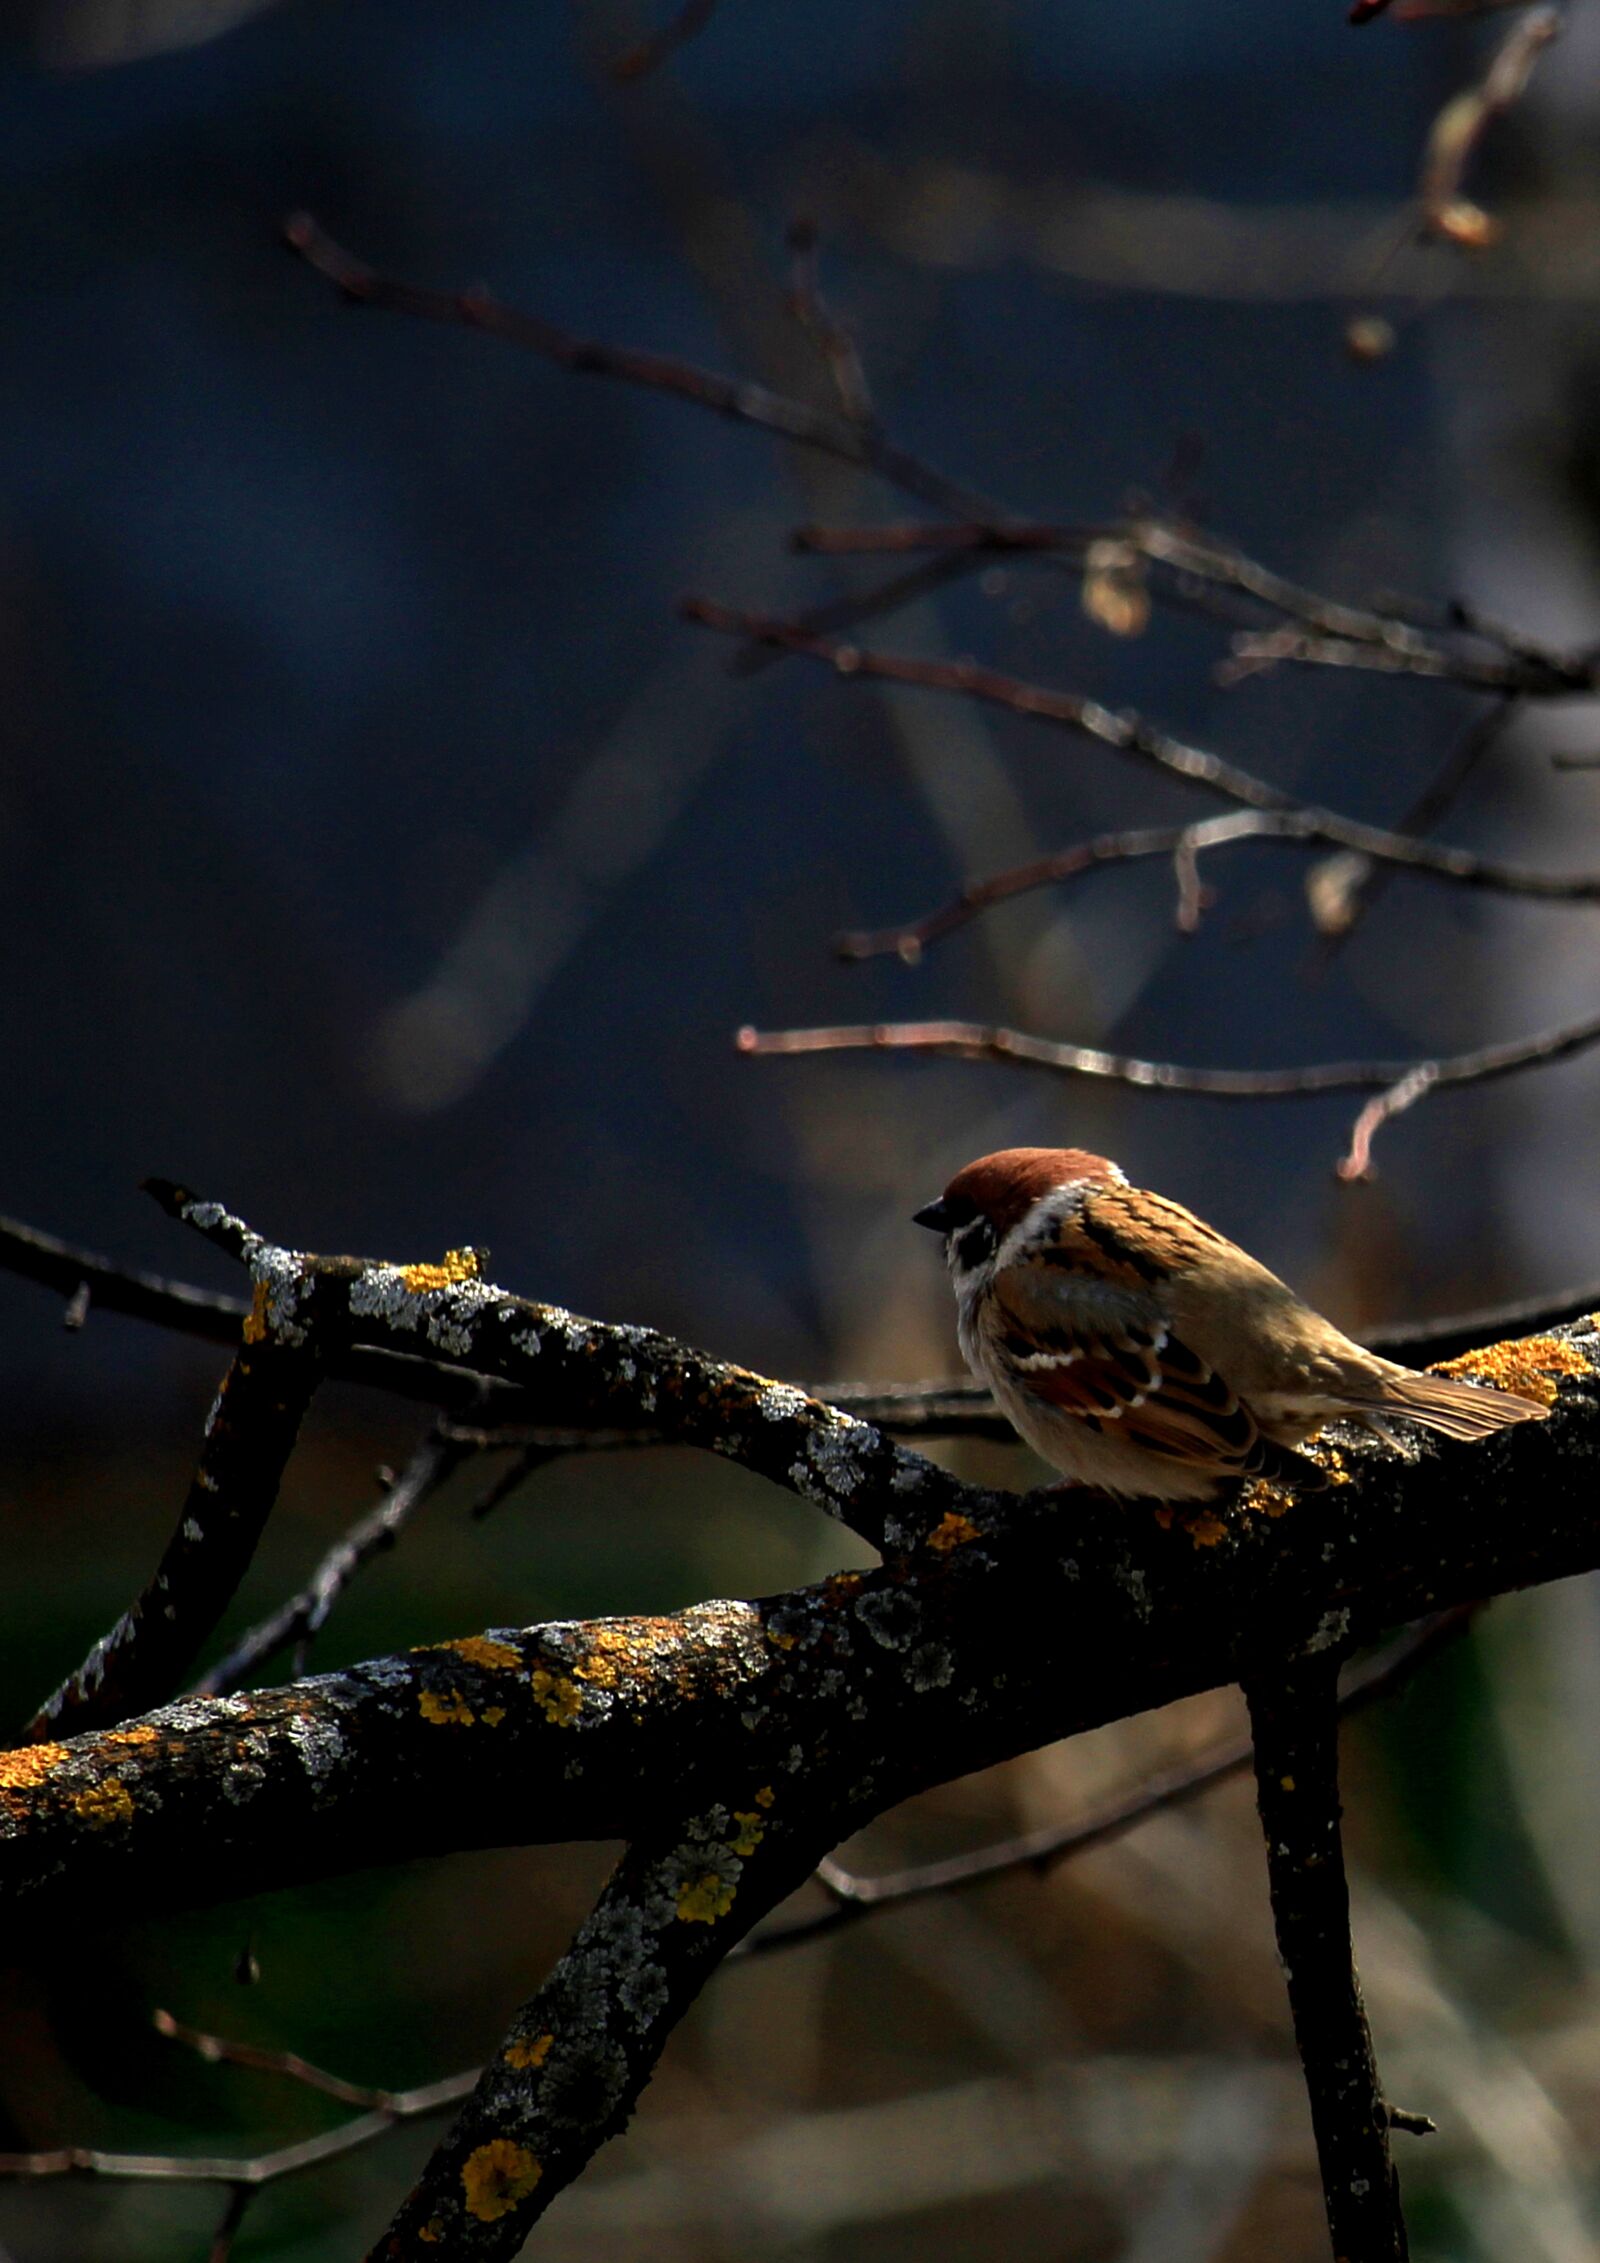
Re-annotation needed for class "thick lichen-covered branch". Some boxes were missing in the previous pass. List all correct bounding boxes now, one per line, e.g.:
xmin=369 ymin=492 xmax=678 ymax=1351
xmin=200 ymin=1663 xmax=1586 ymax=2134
xmin=143 ymin=1183 xmax=997 ymax=1552
xmin=372 ymin=1806 xmax=830 ymax=2259
xmin=3 ymin=1319 xmax=1596 ymax=1936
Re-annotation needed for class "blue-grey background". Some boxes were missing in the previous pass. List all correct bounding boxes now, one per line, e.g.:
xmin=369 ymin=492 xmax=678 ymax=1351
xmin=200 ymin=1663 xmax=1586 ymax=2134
xmin=5 ymin=4 xmax=1600 ymax=2259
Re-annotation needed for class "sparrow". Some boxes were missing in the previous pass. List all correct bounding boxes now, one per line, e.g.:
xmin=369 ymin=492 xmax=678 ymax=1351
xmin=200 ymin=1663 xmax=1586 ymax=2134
xmin=914 ymin=1146 xmax=1546 ymax=1503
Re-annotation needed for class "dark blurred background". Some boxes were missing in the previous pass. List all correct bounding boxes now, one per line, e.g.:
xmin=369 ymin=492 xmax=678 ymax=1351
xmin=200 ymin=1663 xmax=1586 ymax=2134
xmin=4 ymin=1 xmax=1600 ymax=2257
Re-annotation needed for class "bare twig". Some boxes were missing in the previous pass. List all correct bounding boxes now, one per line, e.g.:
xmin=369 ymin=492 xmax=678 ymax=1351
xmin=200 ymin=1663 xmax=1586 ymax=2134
xmin=738 ymin=1010 xmax=1600 ymax=1176
xmin=192 ymin=1425 xmax=470 ymax=1698
xmin=683 ymin=599 xmax=1600 ymax=828
xmin=785 ymin=218 xmax=875 ymax=428
xmin=795 ymin=516 xmax=1597 ymax=692
xmin=155 ymin=2005 xmax=433 ymax=2109
xmin=209 ymin=2184 xmax=250 ymax=2263
xmin=0 ymin=2073 xmax=476 ymax=2193
xmin=1244 ymin=1656 xmax=1409 ymax=2259
xmin=1304 ymin=699 xmax=1517 ymax=952
xmin=833 ymin=801 xmax=1600 ymax=968
xmin=0 ymin=1210 xmax=248 ymax=1346
xmin=282 ymin=214 xmax=1003 ymax=524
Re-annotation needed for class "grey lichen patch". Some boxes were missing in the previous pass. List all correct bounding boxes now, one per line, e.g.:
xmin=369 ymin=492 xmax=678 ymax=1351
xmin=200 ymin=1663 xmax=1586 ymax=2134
xmin=146 ymin=1693 xmax=254 ymax=1734
xmin=797 ymin=1421 xmax=874 ymax=1503
xmin=907 ymin=1640 xmax=954 ymax=1691
xmin=221 ymin=1729 xmax=272 ymax=1804
xmin=1304 ymin=1606 xmax=1352 ymax=1655
xmin=250 ymin=1246 xmax=314 ymax=1343
xmin=1116 ymin=1564 xmax=1153 ymax=1622
xmin=765 ymin=1604 xmax=822 ymax=1653
xmin=854 ymin=1587 xmax=922 ymax=1651
xmin=755 ymin=1381 xmax=811 ymax=1424
xmin=283 ymin=1712 xmax=347 ymax=1791
xmin=567 ymin=1898 xmax=672 ymax=2032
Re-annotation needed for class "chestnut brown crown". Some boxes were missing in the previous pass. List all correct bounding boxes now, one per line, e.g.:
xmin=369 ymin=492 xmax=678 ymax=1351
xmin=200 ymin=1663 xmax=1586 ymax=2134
xmin=912 ymin=1147 xmax=1119 ymax=1240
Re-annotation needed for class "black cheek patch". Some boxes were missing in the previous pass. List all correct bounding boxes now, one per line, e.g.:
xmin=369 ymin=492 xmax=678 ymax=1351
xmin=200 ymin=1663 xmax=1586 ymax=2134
xmin=953 ymin=1217 xmax=997 ymax=1269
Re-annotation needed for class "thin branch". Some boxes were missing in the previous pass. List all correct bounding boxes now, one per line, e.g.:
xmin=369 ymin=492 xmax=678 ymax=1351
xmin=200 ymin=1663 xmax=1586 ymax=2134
xmin=785 ymin=218 xmax=875 ymax=428
xmin=1303 ymin=699 xmax=1517 ymax=953
xmin=741 ymin=1606 xmax=1472 ymax=1955
xmin=192 ymin=1425 xmax=470 ymax=1699
xmin=23 ymin=1329 xmax=324 ymax=1742
xmin=833 ymin=801 xmax=1600 ymax=969
xmin=737 ymin=1009 xmax=1600 ymax=1183
xmin=608 ymin=0 xmax=722 ymax=80
xmin=794 ymin=516 xmax=1598 ymax=693
xmin=1244 ymin=1656 xmax=1409 ymax=2260
xmin=0 ymin=1211 xmax=248 ymax=1347
xmin=208 ymin=2183 xmax=250 ymax=2263
xmin=282 ymin=214 xmax=1005 ymax=524
xmin=1365 ymin=1280 xmax=1600 ymax=1364
xmin=154 ymin=2005 xmax=444 ymax=2111
xmin=0 ymin=2069 xmax=477 ymax=2192
xmin=683 ymin=599 xmax=1600 ymax=835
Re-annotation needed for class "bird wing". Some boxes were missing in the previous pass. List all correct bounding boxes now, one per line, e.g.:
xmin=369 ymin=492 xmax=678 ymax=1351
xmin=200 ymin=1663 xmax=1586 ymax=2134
xmin=988 ymin=1263 xmax=1267 ymax=1479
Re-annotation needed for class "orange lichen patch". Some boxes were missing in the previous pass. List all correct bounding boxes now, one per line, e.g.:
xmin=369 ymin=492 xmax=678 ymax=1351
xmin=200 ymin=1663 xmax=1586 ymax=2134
xmin=753 ymin=1784 xmax=775 ymax=1809
xmin=504 ymin=2032 xmax=553 ymax=2070
xmin=1292 ymin=1434 xmax=1352 ymax=1485
xmin=730 ymin=1811 xmax=766 ymax=1857
xmin=461 ymin=2139 xmax=542 ymax=2222
xmin=419 ymin=1689 xmax=476 ymax=1728
xmin=480 ymin=1706 xmax=506 ymax=1728
xmin=243 ymin=1279 xmax=272 ymax=1345
xmin=767 ymin=1628 xmax=797 ymax=1651
xmin=572 ymin=1652 xmax=622 ymax=1689
xmin=402 ymin=1248 xmax=484 ymax=1294
xmin=1154 ymin=1504 xmax=1230 ymax=1546
xmin=677 ymin=1871 xmax=737 ymax=1923
xmin=72 ymin=1777 xmax=134 ymax=1829
xmin=927 ymin=1510 xmax=982 ymax=1556
xmin=0 ymin=1742 xmax=69 ymax=1791
xmin=105 ymin=1723 xmax=162 ymax=1750
xmin=419 ymin=2220 xmax=444 ymax=2244
xmin=574 ymin=1622 xmax=681 ymax=1688
xmin=440 ymin=1636 xmax=522 ymax=1672
xmin=1279 ymin=1774 xmax=1296 ymax=1792
xmin=1434 ymin=1334 xmax=1589 ymax=1409
xmin=823 ymin=1571 xmax=865 ymax=1604
xmin=530 ymin=1669 xmax=582 ymax=1728
xmin=1238 ymin=1479 xmax=1294 ymax=1520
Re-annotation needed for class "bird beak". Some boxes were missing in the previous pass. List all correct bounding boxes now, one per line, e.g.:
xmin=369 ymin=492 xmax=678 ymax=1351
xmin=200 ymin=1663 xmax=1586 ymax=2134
xmin=912 ymin=1198 xmax=955 ymax=1233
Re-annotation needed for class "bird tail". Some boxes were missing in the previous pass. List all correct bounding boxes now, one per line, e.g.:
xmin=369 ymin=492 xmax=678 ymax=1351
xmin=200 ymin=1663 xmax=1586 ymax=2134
xmin=1371 ymin=1368 xmax=1548 ymax=1441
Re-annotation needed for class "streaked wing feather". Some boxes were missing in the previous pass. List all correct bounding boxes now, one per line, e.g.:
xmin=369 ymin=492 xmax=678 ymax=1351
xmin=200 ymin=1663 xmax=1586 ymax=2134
xmin=991 ymin=1270 xmax=1265 ymax=1477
